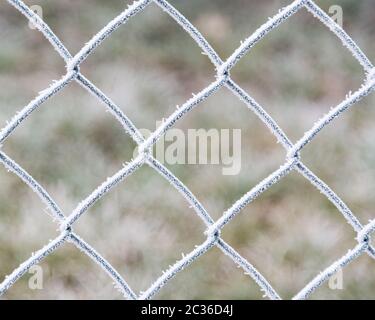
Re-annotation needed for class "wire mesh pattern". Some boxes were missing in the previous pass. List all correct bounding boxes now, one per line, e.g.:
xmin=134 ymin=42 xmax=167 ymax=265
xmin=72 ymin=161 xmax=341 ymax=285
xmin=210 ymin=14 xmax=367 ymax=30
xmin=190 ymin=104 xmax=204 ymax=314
xmin=1 ymin=0 xmax=375 ymax=300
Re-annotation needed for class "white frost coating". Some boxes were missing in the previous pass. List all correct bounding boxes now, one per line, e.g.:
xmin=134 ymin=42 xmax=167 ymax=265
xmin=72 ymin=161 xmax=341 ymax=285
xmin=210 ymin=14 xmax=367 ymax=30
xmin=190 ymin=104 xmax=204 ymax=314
xmin=357 ymin=220 xmax=375 ymax=243
xmin=1 ymin=0 xmax=374 ymax=299
xmin=367 ymin=68 xmax=375 ymax=82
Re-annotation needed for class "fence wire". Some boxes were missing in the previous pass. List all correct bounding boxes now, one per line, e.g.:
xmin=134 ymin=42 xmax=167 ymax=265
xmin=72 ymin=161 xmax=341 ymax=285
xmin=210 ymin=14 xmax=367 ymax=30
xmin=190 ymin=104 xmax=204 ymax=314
xmin=0 ymin=0 xmax=374 ymax=300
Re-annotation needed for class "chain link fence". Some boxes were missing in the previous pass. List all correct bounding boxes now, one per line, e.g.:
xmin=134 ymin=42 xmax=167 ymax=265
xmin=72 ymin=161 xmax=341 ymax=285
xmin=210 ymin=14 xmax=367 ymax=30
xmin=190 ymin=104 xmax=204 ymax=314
xmin=0 ymin=0 xmax=374 ymax=299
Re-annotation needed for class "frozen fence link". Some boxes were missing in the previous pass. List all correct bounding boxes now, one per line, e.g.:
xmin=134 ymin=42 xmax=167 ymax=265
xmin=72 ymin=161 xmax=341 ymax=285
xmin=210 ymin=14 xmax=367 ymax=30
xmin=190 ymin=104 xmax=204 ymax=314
xmin=1 ymin=0 xmax=374 ymax=299
xmin=357 ymin=220 xmax=375 ymax=244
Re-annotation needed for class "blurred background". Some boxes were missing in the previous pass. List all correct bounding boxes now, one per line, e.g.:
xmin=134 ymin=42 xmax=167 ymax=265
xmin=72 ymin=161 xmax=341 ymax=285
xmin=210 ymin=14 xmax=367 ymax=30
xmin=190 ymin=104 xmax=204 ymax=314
xmin=0 ymin=0 xmax=375 ymax=299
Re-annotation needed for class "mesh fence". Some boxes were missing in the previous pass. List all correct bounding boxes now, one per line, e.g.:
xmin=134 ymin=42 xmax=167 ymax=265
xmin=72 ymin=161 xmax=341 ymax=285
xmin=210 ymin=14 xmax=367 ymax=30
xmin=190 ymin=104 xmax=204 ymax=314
xmin=1 ymin=0 xmax=375 ymax=300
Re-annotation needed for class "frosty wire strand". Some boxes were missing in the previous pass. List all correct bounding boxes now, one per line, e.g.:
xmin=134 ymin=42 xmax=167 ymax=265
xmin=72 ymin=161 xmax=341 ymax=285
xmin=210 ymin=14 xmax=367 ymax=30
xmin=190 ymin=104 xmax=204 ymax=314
xmin=1 ymin=0 xmax=374 ymax=299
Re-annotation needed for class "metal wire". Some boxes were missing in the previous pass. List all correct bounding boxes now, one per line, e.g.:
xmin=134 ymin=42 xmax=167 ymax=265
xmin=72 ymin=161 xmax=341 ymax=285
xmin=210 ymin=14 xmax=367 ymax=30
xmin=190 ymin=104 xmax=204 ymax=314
xmin=1 ymin=0 xmax=374 ymax=300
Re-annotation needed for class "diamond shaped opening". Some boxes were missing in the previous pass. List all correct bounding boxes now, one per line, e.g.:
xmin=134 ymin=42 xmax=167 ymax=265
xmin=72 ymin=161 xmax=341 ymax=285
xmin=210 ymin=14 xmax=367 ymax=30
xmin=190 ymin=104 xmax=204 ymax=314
xmin=154 ymin=87 xmax=285 ymax=220
xmin=302 ymin=93 xmax=375 ymax=226
xmin=230 ymin=7 xmax=365 ymax=141
xmin=0 ymin=3 xmax=65 ymax=125
xmin=78 ymin=3 xmax=216 ymax=130
xmin=2 ymin=81 xmax=137 ymax=213
xmin=72 ymin=165 xmax=207 ymax=296
xmin=221 ymin=170 xmax=359 ymax=299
